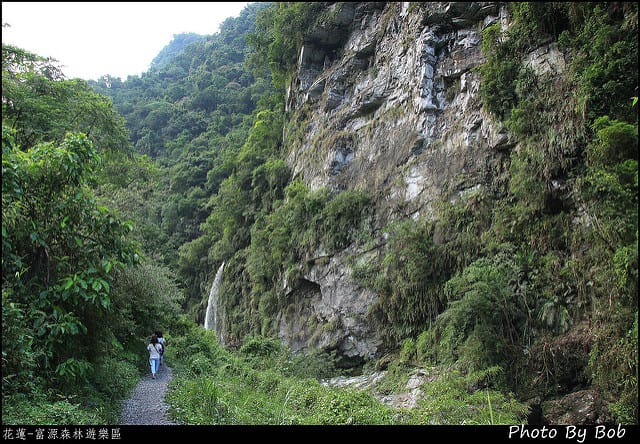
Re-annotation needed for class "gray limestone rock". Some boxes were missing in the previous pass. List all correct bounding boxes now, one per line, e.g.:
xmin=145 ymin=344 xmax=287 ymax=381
xmin=276 ymin=2 xmax=563 ymax=366
xmin=542 ymin=390 xmax=614 ymax=425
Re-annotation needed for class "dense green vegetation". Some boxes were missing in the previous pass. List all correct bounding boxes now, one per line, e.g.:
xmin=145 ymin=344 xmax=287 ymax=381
xmin=352 ymin=1 xmax=637 ymax=423
xmin=89 ymin=3 xmax=274 ymax=317
xmin=163 ymin=321 xmax=527 ymax=424
xmin=366 ymin=1 xmax=637 ymax=422
xmin=2 ymin=44 xmax=184 ymax=423
xmin=2 ymin=1 xmax=637 ymax=425
xmin=149 ymin=33 xmax=207 ymax=71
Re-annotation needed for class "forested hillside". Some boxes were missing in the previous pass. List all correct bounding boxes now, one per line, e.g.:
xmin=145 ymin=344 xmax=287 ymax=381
xmin=2 ymin=2 xmax=637 ymax=426
xmin=149 ymin=33 xmax=206 ymax=71
xmin=89 ymin=3 xmax=275 ymax=316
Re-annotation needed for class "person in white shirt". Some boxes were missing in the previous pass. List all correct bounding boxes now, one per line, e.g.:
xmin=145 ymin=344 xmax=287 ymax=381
xmin=147 ymin=334 xmax=163 ymax=379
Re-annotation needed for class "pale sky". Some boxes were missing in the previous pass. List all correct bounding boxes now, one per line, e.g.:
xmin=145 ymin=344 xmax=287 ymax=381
xmin=1 ymin=2 xmax=251 ymax=81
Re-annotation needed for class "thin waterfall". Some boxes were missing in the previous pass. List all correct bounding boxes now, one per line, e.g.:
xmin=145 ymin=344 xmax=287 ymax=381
xmin=204 ymin=262 xmax=225 ymax=344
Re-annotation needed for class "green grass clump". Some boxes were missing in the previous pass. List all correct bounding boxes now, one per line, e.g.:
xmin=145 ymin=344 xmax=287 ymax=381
xmin=165 ymin=326 xmax=395 ymax=425
xmin=2 ymin=393 xmax=104 ymax=425
xmin=400 ymin=367 xmax=529 ymax=425
xmin=164 ymin=322 xmax=530 ymax=425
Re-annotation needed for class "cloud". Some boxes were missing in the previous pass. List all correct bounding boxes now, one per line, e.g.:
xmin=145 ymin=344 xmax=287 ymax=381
xmin=2 ymin=2 xmax=250 ymax=80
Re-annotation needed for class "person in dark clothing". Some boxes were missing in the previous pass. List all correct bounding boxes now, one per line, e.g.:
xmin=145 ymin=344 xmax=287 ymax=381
xmin=156 ymin=331 xmax=167 ymax=366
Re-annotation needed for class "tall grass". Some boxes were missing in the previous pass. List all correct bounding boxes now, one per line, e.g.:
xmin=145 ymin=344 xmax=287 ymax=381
xmin=164 ymin=321 xmax=529 ymax=425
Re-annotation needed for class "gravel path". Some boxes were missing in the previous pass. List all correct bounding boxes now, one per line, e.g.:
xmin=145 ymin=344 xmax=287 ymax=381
xmin=120 ymin=362 xmax=178 ymax=425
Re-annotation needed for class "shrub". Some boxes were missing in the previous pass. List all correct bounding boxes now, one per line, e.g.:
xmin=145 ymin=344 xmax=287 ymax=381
xmin=239 ymin=335 xmax=283 ymax=357
xmin=308 ymin=387 xmax=394 ymax=425
xmin=405 ymin=367 xmax=530 ymax=424
xmin=2 ymin=394 xmax=103 ymax=425
xmin=589 ymin=309 xmax=638 ymax=424
xmin=2 ymin=291 xmax=40 ymax=396
xmin=321 ymin=190 xmax=372 ymax=252
xmin=92 ymin=357 xmax=139 ymax=403
xmin=284 ymin=348 xmax=339 ymax=380
xmin=366 ymin=219 xmax=449 ymax=343
xmin=586 ymin=117 xmax=638 ymax=167
xmin=399 ymin=338 xmax=417 ymax=365
xmin=425 ymin=254 xmax=530 ymax=383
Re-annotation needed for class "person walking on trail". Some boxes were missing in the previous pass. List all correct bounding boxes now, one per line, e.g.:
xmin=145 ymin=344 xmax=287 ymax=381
xmin=156 ymin=331 xmax=167 ymax=366
xmin=147 ymin=334 xmax=163 ymax=379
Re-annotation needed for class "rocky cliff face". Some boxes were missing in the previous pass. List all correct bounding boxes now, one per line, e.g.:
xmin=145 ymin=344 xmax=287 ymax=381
xmin=277 ymin=2 xmax=564 ymax=364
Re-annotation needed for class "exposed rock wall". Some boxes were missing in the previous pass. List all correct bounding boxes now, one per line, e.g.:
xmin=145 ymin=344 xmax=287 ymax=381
xmin=276 ymin=2 xmax=564 ymax=363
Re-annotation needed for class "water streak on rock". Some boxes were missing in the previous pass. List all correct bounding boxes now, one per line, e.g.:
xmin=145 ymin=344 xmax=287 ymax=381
xmin=204 ymin=262 xmax=225 ymax=345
